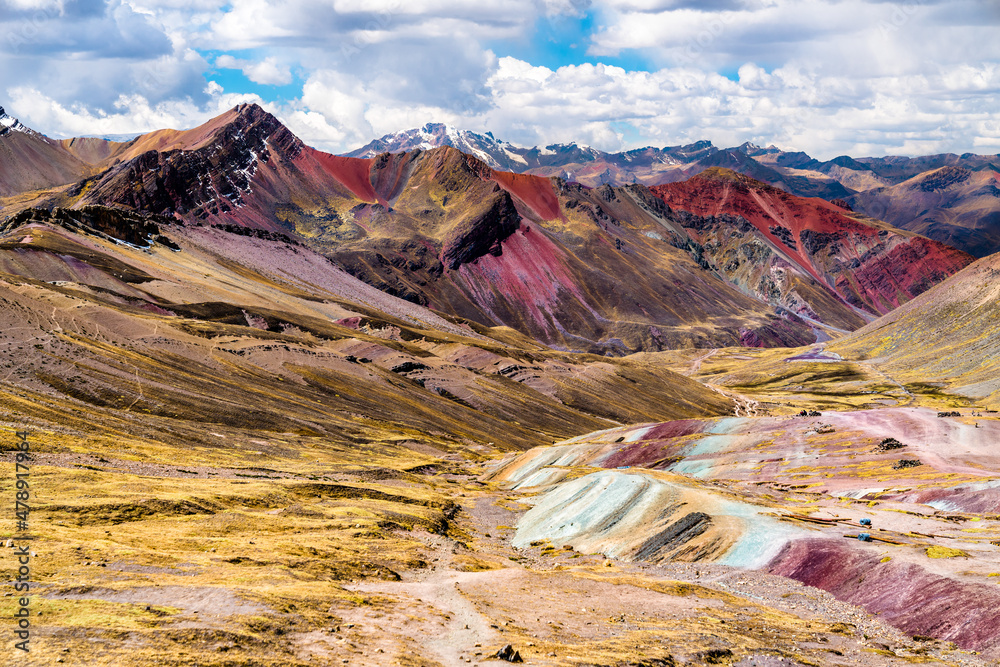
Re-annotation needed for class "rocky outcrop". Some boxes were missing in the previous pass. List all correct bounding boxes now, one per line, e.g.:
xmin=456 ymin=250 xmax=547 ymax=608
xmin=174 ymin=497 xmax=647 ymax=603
xmin=370 ymin=150 xmax=423 ymax=204
xmin=3 ymin=205 xmax=174 ymax=248
xmin=80 ymin=104 xmax=302 ymax=220
xmin=440 ymin=184 xmax=521 ymax=269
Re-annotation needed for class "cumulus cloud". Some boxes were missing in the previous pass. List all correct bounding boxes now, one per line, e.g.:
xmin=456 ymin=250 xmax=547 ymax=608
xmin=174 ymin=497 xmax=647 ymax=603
xmin=287 ymin=62 xmax=497 ymax=150
xmin=7 ymin=84 xmax=266 ymax=137
xmin=591 ymin=0 xmax=1000 ymax=77
xmin=1 ymin=0 xmax=998 ymax=160
xmin=475 ymin=56 xmax=1000 ymax=158
xmin=0 ymin=0 xmax=214 ymax=123
xmin=203 ymin=0 xmax=534 ymax=51
xmin=1 ymin=0 xmax=172 ymax=57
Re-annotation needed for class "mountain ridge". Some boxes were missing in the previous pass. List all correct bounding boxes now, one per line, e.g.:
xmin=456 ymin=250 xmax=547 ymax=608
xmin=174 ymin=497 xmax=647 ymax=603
xmin=346 ymin=122 xmax=1000 ymax=256
xmin=0 ymin=103 xmax=976 ymax=354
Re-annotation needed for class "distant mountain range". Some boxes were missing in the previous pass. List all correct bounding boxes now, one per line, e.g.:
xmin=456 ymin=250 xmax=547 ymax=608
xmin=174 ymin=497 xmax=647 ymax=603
xmin=348 ymin=123 xmax=1000 ymax=257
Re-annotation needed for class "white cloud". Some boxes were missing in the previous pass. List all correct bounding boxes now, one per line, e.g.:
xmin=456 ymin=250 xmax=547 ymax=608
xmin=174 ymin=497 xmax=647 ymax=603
xmin=202 ymin=0 xmax=534 ymax=51
xmin=8 ymin=85 xmax=264 ymax=137
xmin=0 ymin=0 xmax=59 ymax=12
xmin=474 ymin=56 xmax=1000 ymax=159
xmin=591 ymin=0 xmax=1000 ymax=78
xmin=0 ymin=0 xmax=998 ymax=161
xmin=286 ymin=67 xmax=490 ymax=150
xmin=1 ymin=0 xmax=172 ymax=58
xmin=216 ymin=55 xmax=292 ymax=86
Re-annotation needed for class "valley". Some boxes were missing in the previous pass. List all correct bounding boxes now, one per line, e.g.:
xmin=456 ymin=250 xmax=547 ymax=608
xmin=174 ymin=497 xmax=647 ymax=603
xmin=0 ymin=104 xmax=998 ymax=666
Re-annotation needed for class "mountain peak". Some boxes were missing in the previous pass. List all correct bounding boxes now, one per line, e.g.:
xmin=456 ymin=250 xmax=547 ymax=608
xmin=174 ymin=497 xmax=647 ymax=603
xmin=0 ymin=105 xmax=37 ymax=137
xmin=683 ymin=140 xmax=716 ymax=151
xmin=346 ymin=123 xmax=525 ymax=170
xmin=151 ymin=103 xmax=297 ymax=155
xmin=74 ymin=101 xmax=304 ymax=219
xmin=234 ymin=102 xmax=263 ymax=113
xmin=910 ymin=164 xmax=972 ymax=192
xmin=695 ymin=166 xmax=744 ymax=180
xmin=228 ymin=102 xmax=277 ymax=126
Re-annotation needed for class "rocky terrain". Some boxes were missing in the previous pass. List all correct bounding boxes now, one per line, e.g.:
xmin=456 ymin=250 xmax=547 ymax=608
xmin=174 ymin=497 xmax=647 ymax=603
xmin=491 ymin=405 xmax=1000 ymax=657
xmin=0 ymin=105 xmax=998 ymax=666
xmin=650 ymin=169 xmax=974 ymax=323
xmin=350 ymin=125 xmax=1000 ymax=258
xmin=9 ymin=104 xmax=969 ymax=353
xmin=829 ymin=249 xmax=1000 ymax=404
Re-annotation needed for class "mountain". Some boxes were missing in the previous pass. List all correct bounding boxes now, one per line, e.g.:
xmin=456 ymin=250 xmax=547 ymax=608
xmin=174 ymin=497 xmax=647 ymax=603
xmin=856 ymin=152 xmax=1000 ymax=182
xmin=683 ymin=147 xmax=854 ymax=200
xmin=7 ymin=105 xmax=972 ymax=353
xmin=0 ymin=198 xmax=749 ymax=666
xmin=346 ymin=125 xmax=862 ymax=198
xmin=845 ymin=165 xmax=1000 ymax=257
xmin=479 ymin=247 xmax=1000 ymax=658
xmin=0 ymin=105 xmax=36 ymax=136
xmin=831 ymin=249 xmax=1000 ymax=407
xmin=746 ymin=149 xmax=892 ymax=194
xmin=348 ymin=126 xmax=1000 ymax=255
xmin=2 ymin=103 xmax=1000 ymax=666
xmin=347 ymin=123 xmax=718 ymax=186
xmin=346 ymin=122 xmax=542 ymax=172
xmin=508 ymin=140 xmax=720 ymax=187
xmin=650 ymin=168 xmax=974 ymax=324
xmin=0 ymin=106 xmax=111 ymax=198
xmin=0 ymin=204 xmax=733 ymax=451
xmin=51 ymin=107 xmax=814 ymax=352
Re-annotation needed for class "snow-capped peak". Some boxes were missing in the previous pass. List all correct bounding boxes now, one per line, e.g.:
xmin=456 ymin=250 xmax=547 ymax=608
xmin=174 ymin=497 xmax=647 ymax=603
xmin=0 ymin=106 xmax=17 ymax=128
xmin=0 ymin=106 xmax=38 ymax=136
xmin=349 ymin=123 xmax=517 ymax=169
xmin=346 ymin=125 xmax=604 ymax=173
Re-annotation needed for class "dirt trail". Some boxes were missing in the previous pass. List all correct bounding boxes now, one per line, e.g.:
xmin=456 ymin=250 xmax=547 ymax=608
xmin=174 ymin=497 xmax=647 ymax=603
xmin=677 ymin=347 xmax=762 ymax=416
xmin=349 ymin=565 xmax=505 ymax=667
xmin=685 ymin=348 xmax=718 ymax=376
xmin=327 ymin=492 xmax=992 ymax=667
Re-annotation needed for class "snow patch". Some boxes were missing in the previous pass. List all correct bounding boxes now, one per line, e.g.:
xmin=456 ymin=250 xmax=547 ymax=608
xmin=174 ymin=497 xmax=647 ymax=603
xmin=504 ymin=147 xmax=528 ymax=166
xmin=0 ymin=108 xmax=36 ymax=136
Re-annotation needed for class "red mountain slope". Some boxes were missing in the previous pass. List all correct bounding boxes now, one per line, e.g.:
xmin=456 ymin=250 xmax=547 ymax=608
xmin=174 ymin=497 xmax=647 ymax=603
xmin=48 ymin=106 xmax=815 ymax=352
xmin=18 ymin=105 xmax=971 ymax=352
xmin=651 ymin=168 xmax=974 ymax=320
xmin=831 ymin=250 xmax=1000 ymax=408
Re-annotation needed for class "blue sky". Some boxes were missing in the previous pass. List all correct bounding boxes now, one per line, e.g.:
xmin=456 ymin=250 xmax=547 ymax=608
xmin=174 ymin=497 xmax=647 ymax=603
xmin=1 ymin=0 xmax=999 ymax=159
